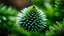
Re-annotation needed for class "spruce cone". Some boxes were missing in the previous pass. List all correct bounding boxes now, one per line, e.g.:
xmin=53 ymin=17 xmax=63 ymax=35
xmin=16 ymin=5 xmax=47 ymax=31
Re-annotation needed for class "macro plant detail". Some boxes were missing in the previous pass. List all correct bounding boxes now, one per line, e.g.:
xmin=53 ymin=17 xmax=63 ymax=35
xmin=0 ymin=0 xmax=64 ymax=36
xmin=16 ymin=5 xmax=47 ymax=31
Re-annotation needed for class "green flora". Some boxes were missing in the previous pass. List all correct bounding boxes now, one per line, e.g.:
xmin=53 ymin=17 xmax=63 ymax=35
xmin=55 ymin=0 xmax=64 ymax=21
xmin=0 ymin=0 xmax=64 ymax=36
xmin=45 ymin=20 xmax=64 ymax=36
xmin=0 ymin=4 xmax=30 ymax=36
xmin=16 ymin=5 xmax=47 ymax=31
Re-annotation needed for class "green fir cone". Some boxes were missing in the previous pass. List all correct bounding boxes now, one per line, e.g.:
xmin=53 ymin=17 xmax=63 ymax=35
xmin=16 ymin=5 xmax=47 ymax=31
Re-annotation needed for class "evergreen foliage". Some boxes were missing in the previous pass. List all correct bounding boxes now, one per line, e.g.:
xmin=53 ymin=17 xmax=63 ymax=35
xmin=55 ymin=0 xmax=64 ymax=21
xmin=0 ymin=4 xmax=30 ymax=36
xmin=0 ymin=0 xmax=64 ymax=36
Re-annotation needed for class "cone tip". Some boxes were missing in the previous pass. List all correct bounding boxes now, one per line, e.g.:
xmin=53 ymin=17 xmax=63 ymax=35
xmin=33 ymin=5 xmax=36 ymax=8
